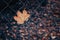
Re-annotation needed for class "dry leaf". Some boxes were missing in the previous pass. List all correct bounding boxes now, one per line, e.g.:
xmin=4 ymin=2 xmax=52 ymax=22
xmin=14 ymin=9 xmax=30 ymax=24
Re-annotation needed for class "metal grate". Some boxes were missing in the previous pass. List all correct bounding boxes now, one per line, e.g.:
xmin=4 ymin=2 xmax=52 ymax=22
xmin=0 ymin=0 xmax=60 ymax=40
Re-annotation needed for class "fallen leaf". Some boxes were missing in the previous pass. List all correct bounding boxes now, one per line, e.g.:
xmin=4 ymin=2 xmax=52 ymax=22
xmin=14 ymin=9 xmax=30 ymax=24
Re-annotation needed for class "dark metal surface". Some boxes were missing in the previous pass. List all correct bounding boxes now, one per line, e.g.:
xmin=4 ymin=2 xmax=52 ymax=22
xmin=0 ymin=0 xmax=60 ymax=40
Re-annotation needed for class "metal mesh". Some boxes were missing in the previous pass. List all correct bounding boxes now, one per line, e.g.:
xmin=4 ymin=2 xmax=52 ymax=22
xmin=0 ymin=0 xmax=60 ymax=40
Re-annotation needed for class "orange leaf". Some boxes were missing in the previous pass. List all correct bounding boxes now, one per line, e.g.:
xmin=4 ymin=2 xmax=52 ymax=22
xmin=14 ymin=9 xmax=30 ymax=24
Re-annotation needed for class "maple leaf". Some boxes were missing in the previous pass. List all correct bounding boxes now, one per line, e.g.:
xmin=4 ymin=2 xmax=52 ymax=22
xmin=14 ymin=9 xmax=30 ymax=24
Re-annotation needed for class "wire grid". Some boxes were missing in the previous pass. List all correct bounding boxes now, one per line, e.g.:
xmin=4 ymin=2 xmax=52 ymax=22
xmin=0 ymin=0 xmax=48 ymax=24
xmin=0 ymin=0 xmax=60 ymax=40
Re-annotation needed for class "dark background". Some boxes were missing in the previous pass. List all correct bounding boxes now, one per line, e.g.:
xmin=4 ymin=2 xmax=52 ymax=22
xmin=0 ymin=0 xmax=60 ymax=40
